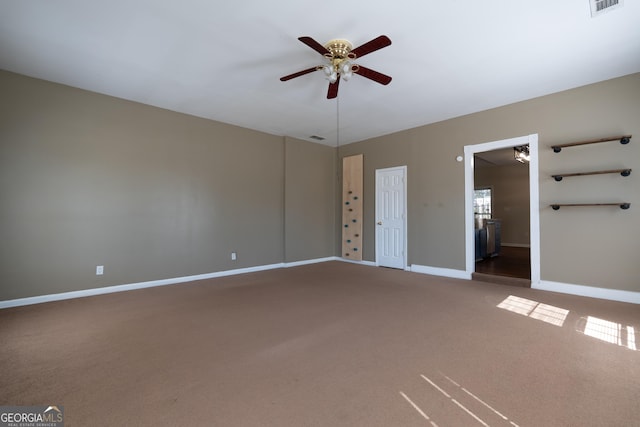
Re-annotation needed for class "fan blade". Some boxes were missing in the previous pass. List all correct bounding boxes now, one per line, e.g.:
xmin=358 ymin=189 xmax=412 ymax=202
xmin=298 ymin=36 xmax=330 ymax=55
xmin=350 ymin=35 xmax=391 ymax=59
xmin=354 ymin=65 xmax=392 ymax=85
xmin=327 ymin=75 xmax=340 ymax=99
xmin=280 ymin=67 xmax=319 ymax=81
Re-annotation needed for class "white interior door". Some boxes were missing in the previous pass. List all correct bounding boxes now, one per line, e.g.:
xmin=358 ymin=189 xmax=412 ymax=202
xmin=376 ymin=166 xmax=407 ymax=269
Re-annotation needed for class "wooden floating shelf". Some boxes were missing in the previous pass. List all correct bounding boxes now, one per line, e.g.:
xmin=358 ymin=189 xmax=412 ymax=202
xmin=552 ymin=169 xmax=631 ymax=181
xmin=550 ymin=203 xmax=631 ymax=210
xmin=551 ymin=135 xmax=631 ymax=153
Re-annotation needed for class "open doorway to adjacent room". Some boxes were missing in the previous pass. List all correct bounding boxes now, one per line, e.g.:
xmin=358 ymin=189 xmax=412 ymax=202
xmin=473 ymin=149 xmax=531 ymax=281
xmin=464 ymin=134 xmax=540 ymax=288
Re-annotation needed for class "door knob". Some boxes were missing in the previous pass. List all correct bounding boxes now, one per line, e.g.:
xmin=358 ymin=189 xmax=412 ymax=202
xmin=377 ymin=221 xmax=383 ymax=225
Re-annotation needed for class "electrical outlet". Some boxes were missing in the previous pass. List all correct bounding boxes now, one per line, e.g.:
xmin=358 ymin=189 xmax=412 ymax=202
xmin=231 ymin=252 xmax=237 ymax=261
xmin=96 ymin=265 xmax=104 ymax=276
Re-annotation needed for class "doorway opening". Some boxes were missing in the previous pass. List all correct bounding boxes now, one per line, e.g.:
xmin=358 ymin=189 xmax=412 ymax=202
xmin=464 ymin=134 xmax=540 ymax=287
xmin=473 ymin=152 xmax=530 ymax=281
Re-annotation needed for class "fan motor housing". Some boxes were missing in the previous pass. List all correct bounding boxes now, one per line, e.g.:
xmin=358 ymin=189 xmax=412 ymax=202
xmin=324 ymin=39 xmax=354 ymax=60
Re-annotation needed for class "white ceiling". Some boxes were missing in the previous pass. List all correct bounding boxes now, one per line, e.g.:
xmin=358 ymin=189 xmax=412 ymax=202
xmin=1 ymin=0 xmax=639 ymax=146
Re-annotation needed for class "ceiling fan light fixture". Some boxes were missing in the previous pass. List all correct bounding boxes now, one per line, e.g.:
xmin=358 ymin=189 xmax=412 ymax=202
xmin=340 ymin=61 xmax=353 ymax=80
xmin=325 ymin=39 xmax=355 ymax=83
xmin=322 ymin=64 xmax=338 ymax=83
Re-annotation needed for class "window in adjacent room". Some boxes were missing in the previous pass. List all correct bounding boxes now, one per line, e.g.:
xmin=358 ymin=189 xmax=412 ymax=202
xmin=474 ymin=187 xmax=492 ymax=220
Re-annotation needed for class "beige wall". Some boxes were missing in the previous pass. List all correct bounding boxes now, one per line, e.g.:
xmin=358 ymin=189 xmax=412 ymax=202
xmin=475 ymin=162 xmax=530 ymax=246
xmin=0 ymin=71 xmax=335 ymax=300
xmin=284 ymin=137 xmax=336 ymax=262
xmin=340 ymin=72 xmax=640 ymax=292
xmin=2 ymin=69 xmax=639 ymax=300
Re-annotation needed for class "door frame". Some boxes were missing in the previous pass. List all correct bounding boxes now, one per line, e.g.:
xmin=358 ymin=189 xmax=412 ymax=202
xmin=375 ymin=165 xmax=408 ymax=270
xmin=463 ymin=134 xmax=540 ymax=285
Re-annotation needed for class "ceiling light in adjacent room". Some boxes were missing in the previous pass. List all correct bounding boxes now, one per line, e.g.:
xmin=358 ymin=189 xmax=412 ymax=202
xmin=514 ymin=145 xmax=530 ymax=163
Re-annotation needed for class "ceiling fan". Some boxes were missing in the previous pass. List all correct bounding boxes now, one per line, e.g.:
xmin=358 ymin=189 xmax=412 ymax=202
xmin=280 ymin=35 xmax=392 ymax=99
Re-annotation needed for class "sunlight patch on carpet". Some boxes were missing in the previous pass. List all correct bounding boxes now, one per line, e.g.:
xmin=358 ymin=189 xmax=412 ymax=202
xmin=497 ymin=295 xmax=569 ymax=327
xmin=399 ymin=391 xmax=439 ymax=427
xmin=406 ymin=373 xmax=520 ymax=427
xmin=578 ymin=316 xmax=637 ymax=351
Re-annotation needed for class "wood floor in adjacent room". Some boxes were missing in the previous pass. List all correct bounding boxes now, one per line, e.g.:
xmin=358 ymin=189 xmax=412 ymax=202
xmin=475 ymin=246 xmax=531 ymax=280
xmin=1 ymin=262 xmax=639 ymax=426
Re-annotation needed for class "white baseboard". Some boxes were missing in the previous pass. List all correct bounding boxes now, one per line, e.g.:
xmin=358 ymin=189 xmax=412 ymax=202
xmin=4 ymin=259 xmax=638 ymax=309
xmin=0 ymin=262 xmax=290 ymax=309
xmin=284 ymin=257 xmax=338 ymax=268
xmin=534 ymin=280 xmax=640 ymax=304
xmin=410 ymin=264 xmax=472 ymax=280
xmin=337 ymin=258 xmax=377 ymax=267
xmin=0 ymin=256 xmax=354 ymax=310
xmin=288 ymin=256 xmax=379 ymax=268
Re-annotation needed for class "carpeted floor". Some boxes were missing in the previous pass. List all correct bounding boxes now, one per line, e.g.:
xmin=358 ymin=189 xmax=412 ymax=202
xmin=1 ymin=261 xmax=639 ymax=426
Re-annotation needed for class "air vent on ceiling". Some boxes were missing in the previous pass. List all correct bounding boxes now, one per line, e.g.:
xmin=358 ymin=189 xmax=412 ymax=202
xmin=309 ymin=135 xmax=325 ymax=141
xmin=590 ymin=0 xmax=623 ymax=17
